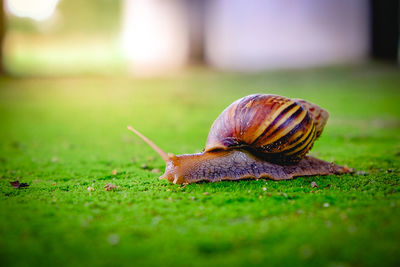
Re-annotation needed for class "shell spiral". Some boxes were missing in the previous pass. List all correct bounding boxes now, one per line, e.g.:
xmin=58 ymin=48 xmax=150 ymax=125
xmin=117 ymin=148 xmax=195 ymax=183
xmin=205 ymin=94 xmax=329 ymax=164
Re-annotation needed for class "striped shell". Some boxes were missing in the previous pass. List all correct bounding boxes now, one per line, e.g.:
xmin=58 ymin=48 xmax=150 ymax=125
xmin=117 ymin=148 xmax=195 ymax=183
xmin=204 ymin=94 xmax=329 ymax=164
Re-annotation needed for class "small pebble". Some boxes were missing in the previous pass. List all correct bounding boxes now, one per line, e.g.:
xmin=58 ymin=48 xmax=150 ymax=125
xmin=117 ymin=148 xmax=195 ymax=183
xmin=348 ymin=226 xmax=356 ymax=233
xmin=107 ymin=234 xmax=120 ymax=245
xmin=146 ymin=156 xmax=156 ymax=161
xmin=141 ymin=164 xmax=148 ymax=169
xmin=297 ymin=209 xmax=303 ymax=214
xmin=262 ymin=187 xmax=267 ymax=191
xmin=323 ymin=203 xmax=330 ymax=208
xmin=179 ymin=183 xmax=188 ymax=189
xmin=104 ymin=183 xmax=117 ymax=191
xmin=151 ymin=168 xmax=161 ymax=174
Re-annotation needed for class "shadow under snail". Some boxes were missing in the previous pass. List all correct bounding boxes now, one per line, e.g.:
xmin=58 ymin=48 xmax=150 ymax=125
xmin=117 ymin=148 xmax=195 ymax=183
xmin=128 ymin=94 xmax=352 ymax=184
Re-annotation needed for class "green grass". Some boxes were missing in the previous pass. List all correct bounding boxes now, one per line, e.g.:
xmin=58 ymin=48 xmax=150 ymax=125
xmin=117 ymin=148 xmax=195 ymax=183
xmin=0 ymin=65 xmax=399 ymax=267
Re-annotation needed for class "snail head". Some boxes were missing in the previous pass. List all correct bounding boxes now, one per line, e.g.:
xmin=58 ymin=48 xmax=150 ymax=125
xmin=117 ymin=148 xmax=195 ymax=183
xmin=127 ymin=126 xmax=184 ymax=184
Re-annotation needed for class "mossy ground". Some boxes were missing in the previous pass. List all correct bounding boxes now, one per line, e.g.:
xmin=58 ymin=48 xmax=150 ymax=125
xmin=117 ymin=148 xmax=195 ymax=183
xmin=0 ymin=65 xmax=399 ymax=267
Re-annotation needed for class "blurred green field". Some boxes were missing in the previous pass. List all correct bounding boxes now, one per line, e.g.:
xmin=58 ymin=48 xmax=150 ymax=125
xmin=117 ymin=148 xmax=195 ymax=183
xmin=0 ymin=65 xmax=400 ymax=267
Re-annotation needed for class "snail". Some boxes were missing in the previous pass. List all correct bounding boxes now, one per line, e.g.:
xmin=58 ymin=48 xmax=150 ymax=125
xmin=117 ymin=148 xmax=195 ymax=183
xmin=128 ymin=94 xmax=352 ymax=184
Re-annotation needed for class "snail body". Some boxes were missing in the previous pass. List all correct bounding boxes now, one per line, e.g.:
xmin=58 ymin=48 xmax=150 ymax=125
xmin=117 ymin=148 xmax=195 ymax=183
xmin=159 ymin=149 xmax=349 ymax=184
xmin=128 ymin=94 xmax=351 ymax=184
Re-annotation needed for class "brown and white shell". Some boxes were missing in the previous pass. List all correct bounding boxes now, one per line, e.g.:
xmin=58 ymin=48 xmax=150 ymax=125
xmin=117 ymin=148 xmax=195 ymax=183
xmin=204 ymin=94 xmax=329 ymax=164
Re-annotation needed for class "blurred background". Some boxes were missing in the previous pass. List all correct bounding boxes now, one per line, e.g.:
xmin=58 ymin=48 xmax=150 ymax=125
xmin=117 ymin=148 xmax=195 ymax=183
xmin=1 ymin=2 xmax=400 ymax=266
xmin=1 ymin=0 xmax=398 ymax=76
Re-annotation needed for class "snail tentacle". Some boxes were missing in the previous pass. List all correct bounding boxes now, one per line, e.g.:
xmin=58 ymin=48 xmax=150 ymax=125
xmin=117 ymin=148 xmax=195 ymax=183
xmin=127 ymin=126 xmax=171 ymax=162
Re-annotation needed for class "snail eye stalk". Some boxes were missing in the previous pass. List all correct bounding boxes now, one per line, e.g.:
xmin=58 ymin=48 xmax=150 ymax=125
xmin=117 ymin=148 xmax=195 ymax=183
xmin=127 ymin=126 xmax=170 ymax=162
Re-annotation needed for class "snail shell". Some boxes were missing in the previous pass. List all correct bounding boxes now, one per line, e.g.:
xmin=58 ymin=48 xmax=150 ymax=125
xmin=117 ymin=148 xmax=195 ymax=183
xmin=205 ymin=94 xmax=329 ymax=164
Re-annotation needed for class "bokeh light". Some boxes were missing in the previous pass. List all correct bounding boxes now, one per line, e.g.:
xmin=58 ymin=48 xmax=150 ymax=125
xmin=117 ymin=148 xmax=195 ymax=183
xmin=6 ymin=0 xmax=59 ymax=21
